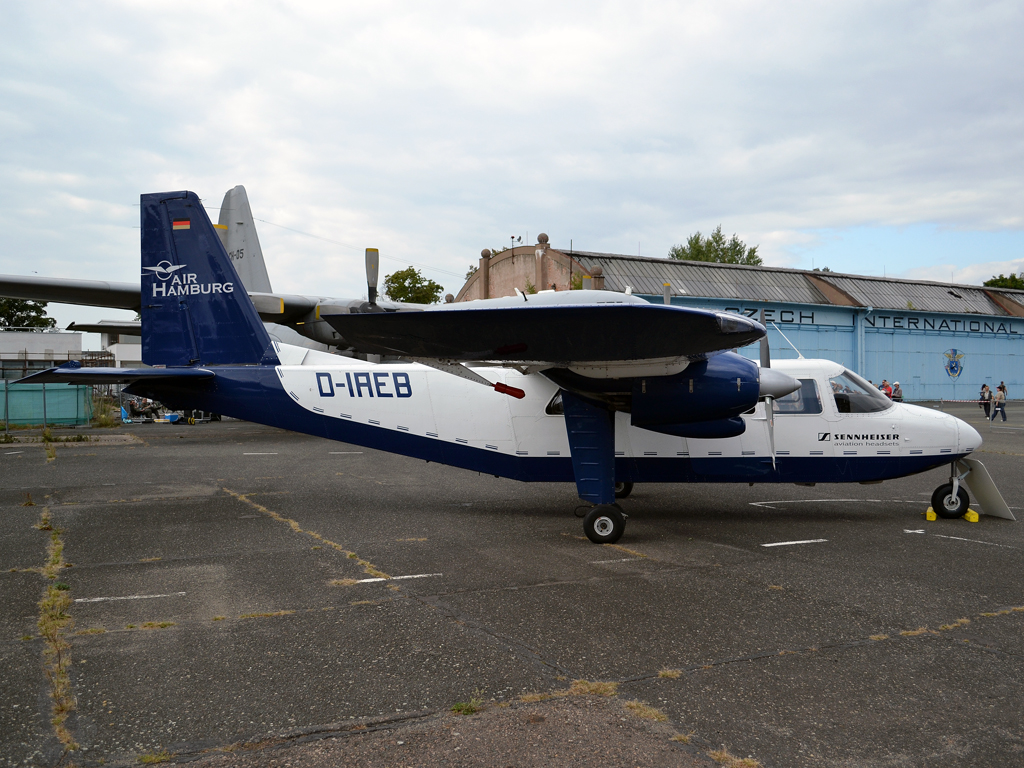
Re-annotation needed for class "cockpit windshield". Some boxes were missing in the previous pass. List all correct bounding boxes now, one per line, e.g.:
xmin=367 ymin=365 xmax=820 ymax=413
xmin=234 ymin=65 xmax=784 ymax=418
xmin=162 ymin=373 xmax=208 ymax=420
xmin=829 ymin=370 xmax=894 ymax=414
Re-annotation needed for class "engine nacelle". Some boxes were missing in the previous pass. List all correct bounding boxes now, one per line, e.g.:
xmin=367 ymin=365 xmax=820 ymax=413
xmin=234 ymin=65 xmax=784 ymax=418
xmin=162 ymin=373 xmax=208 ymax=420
xmin=638 ymin=417 xmax=747 ymax=439
xmin=630 ymin=352 xmax=759 ymax=429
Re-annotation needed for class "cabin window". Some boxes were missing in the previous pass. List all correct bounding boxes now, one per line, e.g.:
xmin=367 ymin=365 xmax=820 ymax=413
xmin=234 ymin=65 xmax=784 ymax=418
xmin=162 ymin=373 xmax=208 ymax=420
xmin=829 ymin=370 xmax=894 ymax=414
xmin=772 ymin=378 xmax=822 ymax=415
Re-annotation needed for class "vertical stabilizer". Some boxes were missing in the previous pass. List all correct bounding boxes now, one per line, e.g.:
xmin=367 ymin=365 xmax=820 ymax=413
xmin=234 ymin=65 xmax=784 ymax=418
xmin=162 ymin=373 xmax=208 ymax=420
xmin=141 ymin=191 xmax=279 ymax=367
xmin=217 ymin=185 xmax=274 ymax=294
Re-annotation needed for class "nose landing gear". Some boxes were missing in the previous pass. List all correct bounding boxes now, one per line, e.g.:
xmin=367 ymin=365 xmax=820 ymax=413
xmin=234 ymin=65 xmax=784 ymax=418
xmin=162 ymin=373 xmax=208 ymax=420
xmin=931 ymin=483 xmax=970 ymax=519
xmin=583 ymin=505 xmax=627 ymax=544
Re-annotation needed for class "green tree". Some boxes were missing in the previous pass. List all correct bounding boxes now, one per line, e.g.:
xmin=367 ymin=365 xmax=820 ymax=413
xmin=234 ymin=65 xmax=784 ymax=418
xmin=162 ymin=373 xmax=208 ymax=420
xmin=668 ymin=225 xmax=762 ymax=265
xmin=0 ymin=298 xmax=57 ymax=330
xmin=382 ymin=267 xmax=444 ymax=304
xmin=984 ymin=273 xmax=1024 ymax=290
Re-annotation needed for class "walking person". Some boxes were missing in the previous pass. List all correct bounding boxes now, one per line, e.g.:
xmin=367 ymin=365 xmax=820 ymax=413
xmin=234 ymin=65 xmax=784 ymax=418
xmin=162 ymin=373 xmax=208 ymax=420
xmin=991 ymin=385 xmax=1007 ymax=422
xmin=979 ymin=384 xmax=992 ymax=419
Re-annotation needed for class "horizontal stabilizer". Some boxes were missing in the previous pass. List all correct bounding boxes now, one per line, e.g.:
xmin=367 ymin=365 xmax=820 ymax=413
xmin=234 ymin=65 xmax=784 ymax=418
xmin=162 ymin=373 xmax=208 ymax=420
xmin=324 ymin=304 xmax=763 ymax=363
xmin=16 ymin=361 xmax=214 ymax=386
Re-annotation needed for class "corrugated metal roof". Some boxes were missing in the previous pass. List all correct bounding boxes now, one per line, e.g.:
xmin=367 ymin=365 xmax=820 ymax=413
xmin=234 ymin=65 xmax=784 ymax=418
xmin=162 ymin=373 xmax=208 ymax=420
xmin=565 ymin=251 xmax=1024 ymax=316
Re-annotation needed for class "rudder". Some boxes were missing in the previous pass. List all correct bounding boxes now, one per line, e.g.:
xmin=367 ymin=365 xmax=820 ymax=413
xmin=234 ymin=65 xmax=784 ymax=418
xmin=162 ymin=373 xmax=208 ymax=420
xmin=141 ymin=190 xmax=279 ymax=367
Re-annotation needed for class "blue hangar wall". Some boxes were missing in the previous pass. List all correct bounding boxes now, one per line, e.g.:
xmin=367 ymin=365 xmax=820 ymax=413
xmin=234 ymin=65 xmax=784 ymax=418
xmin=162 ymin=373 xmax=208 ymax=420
xmin=639 ymin=295 xmax=1022 ymax=402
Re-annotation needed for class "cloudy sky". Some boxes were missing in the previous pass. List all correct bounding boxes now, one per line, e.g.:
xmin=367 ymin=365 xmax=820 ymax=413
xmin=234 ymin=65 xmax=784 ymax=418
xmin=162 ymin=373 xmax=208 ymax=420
xmin=2 ymin=1 xmax=1023 ymax=339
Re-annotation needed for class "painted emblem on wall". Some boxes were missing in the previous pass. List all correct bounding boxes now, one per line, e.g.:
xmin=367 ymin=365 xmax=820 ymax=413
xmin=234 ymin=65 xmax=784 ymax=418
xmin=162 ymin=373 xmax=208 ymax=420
xmin=943 ymin=349 xmax=964 ymax=380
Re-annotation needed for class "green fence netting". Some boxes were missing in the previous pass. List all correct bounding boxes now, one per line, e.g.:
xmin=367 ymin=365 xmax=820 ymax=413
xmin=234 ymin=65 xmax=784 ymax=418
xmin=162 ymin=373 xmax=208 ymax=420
xmin=1 ymin=381 xmax=93 ymax=426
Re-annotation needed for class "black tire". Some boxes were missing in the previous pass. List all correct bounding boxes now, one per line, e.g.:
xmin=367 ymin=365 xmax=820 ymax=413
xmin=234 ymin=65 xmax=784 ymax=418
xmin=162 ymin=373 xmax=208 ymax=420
xmin=614 ymin=481 xmax=634 ymax=499
xmin=932 ymin=483 xmax=970 ymax=519
xmin=583 ymin=504 xmax=626 ymax=544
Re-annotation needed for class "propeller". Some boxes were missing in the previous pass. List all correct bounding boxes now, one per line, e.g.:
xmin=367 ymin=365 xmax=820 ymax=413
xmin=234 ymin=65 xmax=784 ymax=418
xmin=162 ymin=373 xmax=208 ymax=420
xmin=366 ymin=248 xmax=379 ymax=305
xmin=760 ymin=309 xmax=776 ymax=470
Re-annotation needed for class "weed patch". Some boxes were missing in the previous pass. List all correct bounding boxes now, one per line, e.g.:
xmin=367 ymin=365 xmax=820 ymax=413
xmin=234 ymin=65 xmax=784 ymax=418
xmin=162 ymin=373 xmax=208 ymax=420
xmin=658 ymin=669 xmax=682 ymax=679
xmin=140 ymin=621 xmax=175 ymax=629
xmin=869 ymin=634 xmax=889 ymax=641
xmin=35 ymin=510 xmax=78 ymax=753
xmin=900 ymin=627 xmax=935 ymax=637
xmin=239 ymin=611 xmax=295 ymax=619
xmin=623 ymin=700 xmax=667 ymax=721
xmin=709 ymin=747 xmax=762 ymax=767
xmin=671 ymin=733 xmax=694 ymax=743
xmin=451 ymin=699 xmax=483 ymax=715
xmin=139 ymin=750 xmax=173 ymax=764
xmin=939 ymin=618 xmax=971 ymax=631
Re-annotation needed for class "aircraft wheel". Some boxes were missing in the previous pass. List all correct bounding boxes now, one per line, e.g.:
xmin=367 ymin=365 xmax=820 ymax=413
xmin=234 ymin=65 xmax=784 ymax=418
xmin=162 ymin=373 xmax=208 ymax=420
xmin=614 ymin=481 xmax=634 ymax=499
xmin=583 ymin=505 xmax=626 ymax=544
xmin=931 ymin=483 xmax=970 ymax=519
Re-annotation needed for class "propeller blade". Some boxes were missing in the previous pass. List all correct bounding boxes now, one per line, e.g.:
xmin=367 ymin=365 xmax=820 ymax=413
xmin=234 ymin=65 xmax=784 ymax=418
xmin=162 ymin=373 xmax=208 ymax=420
xmin=759 ymin=309 xmax=770 ymax=368
xmin=366 ymin=248 xmax=379 ymax=305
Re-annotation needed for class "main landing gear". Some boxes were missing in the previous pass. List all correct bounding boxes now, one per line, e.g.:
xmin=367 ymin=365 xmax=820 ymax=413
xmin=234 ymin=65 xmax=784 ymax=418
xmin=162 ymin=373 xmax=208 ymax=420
xmin=583 ymin=505 xmax=627 ymax=544
xmin=931 ymin=463 xmax=971 ymax=519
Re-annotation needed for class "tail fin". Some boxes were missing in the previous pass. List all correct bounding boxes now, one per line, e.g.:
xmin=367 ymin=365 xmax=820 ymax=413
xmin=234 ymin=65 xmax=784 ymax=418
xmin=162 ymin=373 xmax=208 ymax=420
xmin=141 ymin=190 xmax=279 ymax=367
xmin=216 ymin=185 xmax=274 ymax=294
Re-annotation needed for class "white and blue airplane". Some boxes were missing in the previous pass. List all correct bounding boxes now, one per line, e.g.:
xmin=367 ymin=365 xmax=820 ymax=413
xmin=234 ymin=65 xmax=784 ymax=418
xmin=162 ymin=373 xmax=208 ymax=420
xmin=19 ymin=191 xmax=1013 ymax=543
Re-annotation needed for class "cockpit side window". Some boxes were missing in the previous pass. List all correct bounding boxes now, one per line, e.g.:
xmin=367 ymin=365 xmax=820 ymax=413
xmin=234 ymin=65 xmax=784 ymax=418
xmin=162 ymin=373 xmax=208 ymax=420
xmin=772 ymin=378 xmax=822 ymax=415
xmin=828 ymin=370 xmax=894 ymax=414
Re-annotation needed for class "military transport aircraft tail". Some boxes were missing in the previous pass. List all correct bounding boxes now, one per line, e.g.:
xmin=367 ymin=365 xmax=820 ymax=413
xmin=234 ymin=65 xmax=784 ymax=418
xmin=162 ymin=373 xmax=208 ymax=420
xmin=216 ymin=185 xmax=274 ymax=295
xmin=140 ymin=191 xmax=280 ymax=368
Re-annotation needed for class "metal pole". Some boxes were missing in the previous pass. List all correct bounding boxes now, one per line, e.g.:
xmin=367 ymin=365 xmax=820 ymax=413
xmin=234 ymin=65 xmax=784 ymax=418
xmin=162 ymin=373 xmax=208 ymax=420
xmin=42 ymin=383 xmax=47 ymax=430
xmin=3 ymin=380 xmax=8 ymax=436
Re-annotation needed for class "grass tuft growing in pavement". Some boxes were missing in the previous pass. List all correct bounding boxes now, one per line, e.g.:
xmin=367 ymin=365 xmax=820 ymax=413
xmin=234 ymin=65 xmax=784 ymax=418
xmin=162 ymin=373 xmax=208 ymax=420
xmin=671 ymin=732 xmax=694 ymax=743
xmin=139 ymin=750 xmax=173 ymax=764
xmin=239 ymin=611 xmax=295 ymax=619
xmin=623 ymin=700 xmax=668 ymax=721
xmin=140 ymin=621 xmax=175 ymax=629
xmin=568 ymin=679 xmax=618 ymax=696
xmin=709 ymin=747 xmax=762 ymax=767
xmin=451 ymin=698 xmax=484 ymax=715
xmin=659 ymin=668 xmax=682 ymax=679
xmin=35 ymin=509 xmax=78 ymax=753
xmin=939 ymin=618 xmax=970 ymax=631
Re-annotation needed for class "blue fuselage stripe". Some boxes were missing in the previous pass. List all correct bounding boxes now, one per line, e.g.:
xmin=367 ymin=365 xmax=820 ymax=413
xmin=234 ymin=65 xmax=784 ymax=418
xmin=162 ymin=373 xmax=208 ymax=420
xmin=132 ymin=368 xmax=964 ymax=485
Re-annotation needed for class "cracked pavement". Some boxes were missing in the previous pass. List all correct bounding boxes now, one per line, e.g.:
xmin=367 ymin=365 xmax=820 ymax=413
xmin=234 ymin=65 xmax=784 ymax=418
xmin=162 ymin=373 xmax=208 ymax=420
xmin=2 ymin=403 xmax=1023 ymax=766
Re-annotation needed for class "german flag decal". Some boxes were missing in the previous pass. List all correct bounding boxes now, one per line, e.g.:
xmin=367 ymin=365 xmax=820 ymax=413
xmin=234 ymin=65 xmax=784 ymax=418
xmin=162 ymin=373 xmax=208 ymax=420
xmin=172 ymin=219 xmax=191 ymax=230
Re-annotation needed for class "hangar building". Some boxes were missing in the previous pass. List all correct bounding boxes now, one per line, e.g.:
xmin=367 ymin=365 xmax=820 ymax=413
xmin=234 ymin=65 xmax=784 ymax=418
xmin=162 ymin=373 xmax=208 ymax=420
xmin=456 ymin=238 xmax=1023 ymax=401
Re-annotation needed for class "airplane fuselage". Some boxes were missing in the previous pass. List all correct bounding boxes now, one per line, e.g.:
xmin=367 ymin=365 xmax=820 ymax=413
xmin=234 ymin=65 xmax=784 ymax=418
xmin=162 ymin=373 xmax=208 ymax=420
xmin=134 ymin=345 xmax=978 ymax=487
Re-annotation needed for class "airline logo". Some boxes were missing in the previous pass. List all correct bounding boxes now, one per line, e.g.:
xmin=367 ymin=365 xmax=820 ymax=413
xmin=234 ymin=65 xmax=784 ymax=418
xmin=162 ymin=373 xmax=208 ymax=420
xmin=172 ymin=219 xmax=191 ymax=230
xmin=143 ymin=261 xmax=187 ymax=281
xmin=144 ymin=260 xmax=233 ymax=298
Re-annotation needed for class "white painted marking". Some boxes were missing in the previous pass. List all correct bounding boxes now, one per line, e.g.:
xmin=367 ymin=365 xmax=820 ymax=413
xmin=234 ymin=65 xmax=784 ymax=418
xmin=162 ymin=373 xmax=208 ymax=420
xmin=75 ymin=591 xmax=186 ymax=603
xmin=750 ymin=499 xmax=860 ymax=509
xmin=244 ymin=452 xmax=278 ymax=455
xmin=355 ymin=573 xmax=442 ymax=584
xmin=329 ymin=451 xmax=363 ymax=454
xmin=930 ymin=534 xmax=1016 ymax=549
xmin=591 ymin=558 xmax=639 ymax=564
xmin=905 ymin=529 xmax=926 ymax=534
xmin=4 ymin=451 xmax=24 ymax=455
xmin=761 ymin=539 xmax=829 ymax=548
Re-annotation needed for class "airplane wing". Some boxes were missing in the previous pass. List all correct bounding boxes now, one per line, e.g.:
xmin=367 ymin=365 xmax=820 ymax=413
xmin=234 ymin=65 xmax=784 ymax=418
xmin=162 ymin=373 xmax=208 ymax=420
xmin=0 ymin=275 xmax=141 ymax=310
xmin=322 ymin=300 xmax=762 ymax=364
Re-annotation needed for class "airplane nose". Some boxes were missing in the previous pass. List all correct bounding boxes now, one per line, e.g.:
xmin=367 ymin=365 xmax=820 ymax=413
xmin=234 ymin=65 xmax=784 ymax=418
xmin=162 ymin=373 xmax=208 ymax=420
xmin=759 ymin=368 xmax=800 ymax=399
xmin=957 ymin=419 xmax=983 ymax=453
